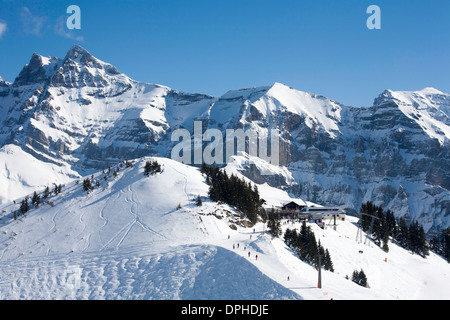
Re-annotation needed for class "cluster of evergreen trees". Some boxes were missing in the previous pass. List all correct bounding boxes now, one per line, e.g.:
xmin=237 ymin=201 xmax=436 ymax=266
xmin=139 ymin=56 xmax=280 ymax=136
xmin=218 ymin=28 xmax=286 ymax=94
xmin=82 ymin=174 xmax=102 ymax=193
xmin=19 ymin=197 xmax=29 ymax=215
xmin=14 ymin=184 xmax=62 ymax=219
xmin=201 ymin=164 xmax=263 ymax=224
xmin=359 ymin=201 xmax=391 ymax=252
xmin=359 ymin=201 xmax=429 ymax=257
xmin=144 ymin=160 xmax=162 ymax=176
xmin=83 ymin=178 xmax=94 ymax=192
xmin=284 ymin=221 xmax=334 ymax=272
xmin=351 ymin=269 xmax=368 ymax=288
xmin=430 ymin=228 xmax=450 ymax=263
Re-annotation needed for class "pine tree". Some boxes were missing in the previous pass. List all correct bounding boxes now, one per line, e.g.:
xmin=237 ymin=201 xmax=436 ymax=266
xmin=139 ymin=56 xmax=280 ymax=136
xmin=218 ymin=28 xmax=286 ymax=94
xmin=324 ymin=249 xmax=334 ymax=272
xmin=31 ymin=191 xmax=40 ymax=208
xmin=284 ymin=228 xmax=296 ymax=248
xmin=385 ymin=209 xmax=396 ymax=238
xmin=20 ymin=197 xmax=29 ymax=215
xmin=43 ymin=186 xmax=50 ymax=199
xmin=408 ymin=220 xmax=428 ymax=257
xmin=267 ymin=207 xmax=281 ymax=237
xmin=409 ymin=221 xmax=428 ymax=257
xmin=144 ymin=160 xmax=162 ymax=176
xmin=306 ymin=230 xmax=318 ymax=267
xmin=397 ymin=217 xmax=410 ymax=249
xmin=83 ymin=178 xmax=93 ymax=192
xmin=352 ymin=269 xmax=368 ymax=287
xmin=298 ymin=221 xmax=309 ymax=261
xmin=153 ymin=161 xmax=162 ymax=173
xmin=196 ymin=195 xmax=202 ymax=207
xmin=200 ymin=162 xmax=207 ymax=175
xmin=144 ymin=160 xmax=152 ymax=176
xmin=444 ymin=228 xmax=450 ymax=263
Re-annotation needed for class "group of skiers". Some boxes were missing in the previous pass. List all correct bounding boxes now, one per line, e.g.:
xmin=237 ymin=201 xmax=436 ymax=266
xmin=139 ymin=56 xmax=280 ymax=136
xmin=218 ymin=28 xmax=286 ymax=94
xmin=229 ymin=233 xmax=258 ymax=261
xmin=227 ymin=231 xmax=294 ymax=283
xmin=231 ymin=241 xmax=258 ymax=260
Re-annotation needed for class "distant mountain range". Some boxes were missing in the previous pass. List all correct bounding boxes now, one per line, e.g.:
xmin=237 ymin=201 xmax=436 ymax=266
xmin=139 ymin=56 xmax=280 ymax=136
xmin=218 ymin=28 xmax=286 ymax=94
xmin=0 ymin=45 xmax=449 ymax=234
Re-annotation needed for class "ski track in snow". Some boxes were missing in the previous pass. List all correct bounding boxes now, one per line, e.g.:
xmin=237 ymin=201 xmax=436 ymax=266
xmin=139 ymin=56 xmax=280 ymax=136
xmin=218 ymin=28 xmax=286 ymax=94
xmin=0 ymin=243 xmax=299 ymax=300
xmin=0 ymin=158 xmax=448 ymax=300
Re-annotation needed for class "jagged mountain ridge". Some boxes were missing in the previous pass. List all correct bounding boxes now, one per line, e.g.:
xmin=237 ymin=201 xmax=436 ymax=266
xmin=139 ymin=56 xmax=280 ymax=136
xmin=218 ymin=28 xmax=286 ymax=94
xmin=0 ymin=45 xmax=449 ymax=234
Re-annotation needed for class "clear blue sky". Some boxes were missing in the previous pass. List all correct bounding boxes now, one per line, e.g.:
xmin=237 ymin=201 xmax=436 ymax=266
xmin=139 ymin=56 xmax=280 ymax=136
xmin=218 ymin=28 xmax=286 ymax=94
xmin=0 ymin=0 xmax=449 ymax=106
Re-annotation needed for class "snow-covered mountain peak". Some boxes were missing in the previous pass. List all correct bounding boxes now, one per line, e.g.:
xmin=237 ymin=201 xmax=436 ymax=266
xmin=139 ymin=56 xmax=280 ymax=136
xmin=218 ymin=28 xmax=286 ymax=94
xmin=261 ymin=82 xmax=343 ymax=137
xmin=0 ymin=75 xmax=7 ymax=87
xmin=63 ymin=45 xmax=121 ymax=76
xmin=373 ymin=88 xmax=450 ymax=144
xmin=419 ymin=87 xmax=444 ymax=95
xmin=211 ymin=82 xmax=342 ymax=138
xmin=219 ymin=85 xmax=272 ymax=101
xmin=377 ymin=87 xmax=448 ymax=103
xmin=1 ymin=46 xmax=449 ymax=240
xmin=13 ymin=53 xmax=61 ymax=86
xmin=65 ymin=44 xmax=93 ymax=61
xmin=49 ymin=45 xmax=129 ymax=89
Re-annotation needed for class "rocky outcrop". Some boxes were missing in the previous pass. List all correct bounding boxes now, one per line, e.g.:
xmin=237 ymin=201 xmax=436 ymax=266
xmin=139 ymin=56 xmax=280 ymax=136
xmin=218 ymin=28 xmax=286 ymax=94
xmin=0 ymin=46 xmax=448 ymax=234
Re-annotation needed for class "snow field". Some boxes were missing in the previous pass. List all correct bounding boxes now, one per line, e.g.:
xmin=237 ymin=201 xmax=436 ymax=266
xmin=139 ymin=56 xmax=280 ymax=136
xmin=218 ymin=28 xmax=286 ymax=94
xmin=0 ymin=157 xmax=448 ymax=300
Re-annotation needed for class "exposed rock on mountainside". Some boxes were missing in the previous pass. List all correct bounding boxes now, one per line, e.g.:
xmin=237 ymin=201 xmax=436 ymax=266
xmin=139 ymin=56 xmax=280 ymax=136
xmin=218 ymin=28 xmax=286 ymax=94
xmin=0 ymin=45 xmax=448 ymax=234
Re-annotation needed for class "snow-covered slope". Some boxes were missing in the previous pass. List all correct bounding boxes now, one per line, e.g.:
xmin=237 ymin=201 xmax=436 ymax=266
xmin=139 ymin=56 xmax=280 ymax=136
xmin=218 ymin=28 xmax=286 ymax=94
xmin=0 ymin=157 xmax=298 ymax=299
xmin=0 ymin=46 xmax=215 ymax=203
xmin=205 ymin=84 xmax=450 ymax=235
xmin=0 ymin=157 xmax=448 ymax=300
xmin=375 ymin=88 xmax=450 ymax=145
xmin=1 ymin=45 xmax=449 ymax=238
xmin=0 ymin=144 xmax=79 ymax=203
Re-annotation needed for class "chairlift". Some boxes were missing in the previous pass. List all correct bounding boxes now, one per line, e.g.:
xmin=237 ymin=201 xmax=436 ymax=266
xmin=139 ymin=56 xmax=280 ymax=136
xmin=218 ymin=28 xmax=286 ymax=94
xmin=355 ymin=212 xmax=380 ymax=245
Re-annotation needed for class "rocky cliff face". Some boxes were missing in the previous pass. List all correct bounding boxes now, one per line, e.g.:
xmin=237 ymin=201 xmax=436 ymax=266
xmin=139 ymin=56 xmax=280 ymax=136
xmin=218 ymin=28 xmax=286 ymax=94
xmin=0 ymin=46 xmax=448 ymax=234
xmin=0 ymin=46 xmax=214 ymax=168
xmin=230 ymin=86 xmax=450 ymax=234
xmin=207 ymin=83 xmax=450 ymax=234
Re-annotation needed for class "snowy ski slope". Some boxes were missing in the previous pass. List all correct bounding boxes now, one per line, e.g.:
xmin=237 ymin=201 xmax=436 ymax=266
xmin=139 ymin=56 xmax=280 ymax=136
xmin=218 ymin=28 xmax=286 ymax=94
xmin=0 ymin=157 xmax=448 ymax=300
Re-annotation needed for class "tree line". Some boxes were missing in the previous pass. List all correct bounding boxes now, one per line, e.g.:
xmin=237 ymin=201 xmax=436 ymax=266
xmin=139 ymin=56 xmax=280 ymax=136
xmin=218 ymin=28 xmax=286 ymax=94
xmin=430 ymin=228 xmax=450 ymax=263
xmin=14 ymin=184 xmax=62 ymax=219
xmin=284 ymin=221 xmax=334 ymax=272
xmin=201 ymin=163 xmax=263 ymax=224
xmin=359 ymin=201 xmax=429 ymax=258
xmin=144 ymin=160 xmax=162 ymax=176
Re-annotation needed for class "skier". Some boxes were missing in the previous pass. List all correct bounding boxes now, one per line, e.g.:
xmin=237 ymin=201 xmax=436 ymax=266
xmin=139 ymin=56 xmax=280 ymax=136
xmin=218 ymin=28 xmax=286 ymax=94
xmin=255 ymin=255 xmax=258 ymax=261
xmin=248 ymin=251 xmax=251 ymax=258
